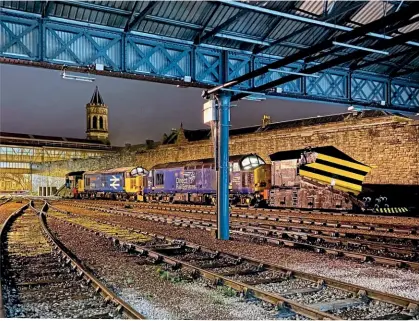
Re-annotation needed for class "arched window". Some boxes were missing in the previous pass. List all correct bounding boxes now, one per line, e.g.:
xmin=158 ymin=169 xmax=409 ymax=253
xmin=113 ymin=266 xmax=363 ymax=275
xmin=87 ymin=116 xmax=91 ymax=129
xmin=93 ymin=116 xmax=97 ymax=129
xmin=99 ymin=116 xmax=104 ymax=129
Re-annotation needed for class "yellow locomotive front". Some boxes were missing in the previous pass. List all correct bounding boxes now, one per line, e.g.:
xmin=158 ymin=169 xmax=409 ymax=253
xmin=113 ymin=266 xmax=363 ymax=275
xmin=253 ymin=164 xmax=272 ymax=205
xmin=125 ymin=167 xmax=148 ymax=201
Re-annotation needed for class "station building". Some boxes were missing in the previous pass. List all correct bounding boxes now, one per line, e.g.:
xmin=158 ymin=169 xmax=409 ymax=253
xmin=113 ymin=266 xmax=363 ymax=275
xmin=0 ymin=87 xmax=117 ymax=195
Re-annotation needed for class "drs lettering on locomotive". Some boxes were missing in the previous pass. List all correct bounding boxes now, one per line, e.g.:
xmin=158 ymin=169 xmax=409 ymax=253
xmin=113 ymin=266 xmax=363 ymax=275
xmin=176 ymin=171 xmax=196 ymax=190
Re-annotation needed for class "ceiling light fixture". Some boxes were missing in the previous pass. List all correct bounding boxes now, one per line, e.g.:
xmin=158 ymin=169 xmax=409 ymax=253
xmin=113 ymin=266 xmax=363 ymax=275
xmin=268 ymin=69 xmax=320 ymax=78
xmin=333 ymin=41 xmax=389 ymax=55
xmin=61 ymin=71 xmax=95 ymax=82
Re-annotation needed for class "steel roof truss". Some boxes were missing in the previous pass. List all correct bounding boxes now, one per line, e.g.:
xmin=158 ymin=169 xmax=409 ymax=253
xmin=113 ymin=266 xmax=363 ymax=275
xmin=232 ymin=28 xmax=419 ymax=101
xmin=204 ymin=4 xmax=417 ymax=97
xmin=354 ymin=47 xmax=417 ymax=70
xmin=193 ymin=3 xmax=221 ymax=45
xmin=197 ymin=9 xmax=249 ymax=45
xmin=125 ymin=1 xmax=158 ymax=33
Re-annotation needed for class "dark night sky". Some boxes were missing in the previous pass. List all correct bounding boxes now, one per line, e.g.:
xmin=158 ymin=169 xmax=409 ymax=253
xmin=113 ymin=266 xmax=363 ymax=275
xmin=0 ymin=64 xmax=347 ymax=146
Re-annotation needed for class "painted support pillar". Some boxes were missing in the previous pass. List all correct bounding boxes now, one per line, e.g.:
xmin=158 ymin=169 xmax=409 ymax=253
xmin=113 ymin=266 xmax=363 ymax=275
xmin=217 ymin=92 xmax=231 ymax=240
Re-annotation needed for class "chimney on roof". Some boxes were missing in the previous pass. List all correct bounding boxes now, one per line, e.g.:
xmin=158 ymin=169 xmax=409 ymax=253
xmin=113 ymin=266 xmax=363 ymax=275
xmin=262 ymin=114 xmax=271 ymax=128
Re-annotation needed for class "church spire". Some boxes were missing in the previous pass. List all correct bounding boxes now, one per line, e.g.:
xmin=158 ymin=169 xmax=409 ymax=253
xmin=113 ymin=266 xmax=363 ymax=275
xmin=90 ymin=86 xmax=104 ymax=105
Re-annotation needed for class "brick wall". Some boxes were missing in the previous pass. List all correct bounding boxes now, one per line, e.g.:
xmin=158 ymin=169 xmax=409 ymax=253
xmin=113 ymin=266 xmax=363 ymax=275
xmin=44 ymin=114 xmax=419 ymax=185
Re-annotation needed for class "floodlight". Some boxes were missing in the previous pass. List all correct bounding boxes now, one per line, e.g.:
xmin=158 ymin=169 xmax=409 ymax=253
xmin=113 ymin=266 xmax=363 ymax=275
xmin=61 ymin=71 xmax=95 ymax=82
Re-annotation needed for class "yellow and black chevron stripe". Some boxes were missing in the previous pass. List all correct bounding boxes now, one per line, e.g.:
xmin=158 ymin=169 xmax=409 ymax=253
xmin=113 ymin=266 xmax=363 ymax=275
xmin=374 ymin=207 xmax=409 ymax=213
xmin=299 ymin=153 xmax=371 ymax=195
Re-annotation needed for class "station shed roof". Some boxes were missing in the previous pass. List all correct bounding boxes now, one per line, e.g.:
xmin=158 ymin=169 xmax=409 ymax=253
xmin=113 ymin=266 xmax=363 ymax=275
xmin=1 ymin=0 xmax=419 ymax=80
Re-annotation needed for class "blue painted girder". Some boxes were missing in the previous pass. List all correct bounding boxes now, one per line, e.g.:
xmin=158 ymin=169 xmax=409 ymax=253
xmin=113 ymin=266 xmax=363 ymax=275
xmin=0 ymin=10 xmax=418 ymax=112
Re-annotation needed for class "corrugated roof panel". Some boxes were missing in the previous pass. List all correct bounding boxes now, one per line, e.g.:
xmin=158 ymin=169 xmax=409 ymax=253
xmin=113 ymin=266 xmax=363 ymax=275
xmin=296 ymin=1 xmax=324 ymax=17
xmin=228 ymin=12 xmax=273 ymax=37
xmin=350 ymin=1 xmax=394 ymax=26
xmin=268 ymin=19 xmax=308 ymax=41
xmin=266 ymin=1 xmax=298 ymax=12
xmin=286 ymin=25 xmax=329 ymax=47
xmin=398 ymin=16 xmax=419 ymax=33
xmin=137 ymin=20 xmax=194 ymax=41
xmin=265 ymin=44 xmax=300 ymax=58
xmin=206 ymin=5 xmax=242 ymax=29
xmin=407 ymin=55 xmax=419 ymax=68
xmin=206 ymin=37 xmax=244 ymax=51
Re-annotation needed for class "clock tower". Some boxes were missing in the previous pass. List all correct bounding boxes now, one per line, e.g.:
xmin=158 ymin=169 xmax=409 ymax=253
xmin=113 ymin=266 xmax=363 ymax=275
xmin=86 ymin=86 xmax=110 ymax=145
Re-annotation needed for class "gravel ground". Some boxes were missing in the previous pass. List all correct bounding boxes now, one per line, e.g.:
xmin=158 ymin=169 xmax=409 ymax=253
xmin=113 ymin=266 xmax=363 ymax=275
xmin=47 ymin=217 xmax=280 ymax=320
xmin=0 ymin=201 xmax=25 ymax=224
xmin=53 ymin=203 xmax=419 ymax=301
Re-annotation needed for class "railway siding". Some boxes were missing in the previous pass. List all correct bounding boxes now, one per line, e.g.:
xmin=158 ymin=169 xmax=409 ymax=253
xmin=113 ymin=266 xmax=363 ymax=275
xmin=50 ymin=201 xmax=419 ymax=301
xmin=59 ymin=203 xmax=419 ymax=270
xmin=44 ymin=204 xmax=419 ymax=320
xmin=0 ymin=202 xmax=145 ymax=319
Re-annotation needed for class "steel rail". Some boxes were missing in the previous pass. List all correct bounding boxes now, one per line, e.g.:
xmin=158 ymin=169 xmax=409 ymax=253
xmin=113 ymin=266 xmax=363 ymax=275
xmin=44 ymin=212 xmax=339 ymax=320
xmin=65 ymin=202 xmax=419 ymax=247
xmin=66 ymin=203 xmax=419 ymax=253
xmin=28 ymin=202 xmax=146 ymax=319
xmin=0 ymin=198 xmax=12 ymax=207
xmin=67 ymin=199 xmax=418 ymax=231
xmin=45 ymin=206 xmax=419 ymax=318
xmin=114 ymin=203 xmax=419 ymax=239
xmin=55 ymin=203 xmax=419 ymax=270
xmin=0 ymin=202 xmax=29 ymax=318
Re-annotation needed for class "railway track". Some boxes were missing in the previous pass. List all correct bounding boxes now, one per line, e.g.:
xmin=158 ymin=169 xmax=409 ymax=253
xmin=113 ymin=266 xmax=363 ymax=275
xmin=0 ymin=201 xmax=145 ymax=319
xmin=57 ymin=202 xmax=419 ymax=270
xmin=43 ymin=204 xmax=419 ymax=320
xmin=68 ymin=200 xmax=419 ymax=237
xmin=79 ymin=202 xmax=419 ymax=246
xmin=0 ymin=198 xmax=11 ymax=207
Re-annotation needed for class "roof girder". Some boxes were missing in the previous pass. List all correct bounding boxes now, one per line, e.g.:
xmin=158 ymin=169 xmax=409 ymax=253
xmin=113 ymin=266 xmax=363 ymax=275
xmin=193 ymin=2 xmax=222 ymax=45
xmin=389 ymin=51 xmax=418 ymax=76
xmin=232 ymin=28 xmax=419 ymax=101
xmin=218 ymin=0 xmax=419 ymax=48
xmin=204 ymin=4 xmax=418 ymax=98
xmin=196 ymin=9 xmax=249 ymax=45
xmin=393 ymin=66 xmax=419 ymax=77
xmin=253 ymin=2 xmax=366 ymax=55
xmin=125 ymin=1 xmax=158 ymax=33
xmin=354 ymin=47 xmax=417 ymax=70
xmin=41 ymin=1 xmax=52 ymax=18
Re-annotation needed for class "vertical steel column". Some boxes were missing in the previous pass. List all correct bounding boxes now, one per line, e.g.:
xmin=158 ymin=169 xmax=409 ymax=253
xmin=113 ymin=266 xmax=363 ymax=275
xmin=217 ymin=92 xmax=231 ymax=240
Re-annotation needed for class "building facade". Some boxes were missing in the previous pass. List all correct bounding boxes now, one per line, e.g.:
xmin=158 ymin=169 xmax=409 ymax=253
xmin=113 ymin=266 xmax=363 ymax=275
xmin=0 ymin=87 xmax=116 ymax=194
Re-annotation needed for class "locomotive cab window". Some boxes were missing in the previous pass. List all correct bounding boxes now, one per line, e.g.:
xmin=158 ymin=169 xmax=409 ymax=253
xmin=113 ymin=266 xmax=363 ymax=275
xmin=130 ymin=167 xmax=148 ymax=177
xmin=240 ymin=155 xmax=265 ymax=170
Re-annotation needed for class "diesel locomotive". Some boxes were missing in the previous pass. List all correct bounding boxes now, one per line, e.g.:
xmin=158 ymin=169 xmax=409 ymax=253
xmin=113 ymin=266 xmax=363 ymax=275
xmin=63 ymin=146 xmax=411 ymax=213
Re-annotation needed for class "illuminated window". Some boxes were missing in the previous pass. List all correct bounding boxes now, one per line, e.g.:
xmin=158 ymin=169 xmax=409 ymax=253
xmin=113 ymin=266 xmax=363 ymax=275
xmin=240 ymin=154 xmax=265 ymax=170
xmin=130 ymin=167 xmax=148 ymax=177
